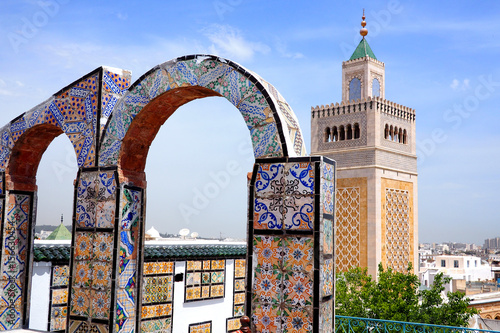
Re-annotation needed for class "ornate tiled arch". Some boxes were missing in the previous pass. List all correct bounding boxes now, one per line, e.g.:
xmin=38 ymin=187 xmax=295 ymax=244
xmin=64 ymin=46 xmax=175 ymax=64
xmin=98 ymin=54 xmax=306 ymax=166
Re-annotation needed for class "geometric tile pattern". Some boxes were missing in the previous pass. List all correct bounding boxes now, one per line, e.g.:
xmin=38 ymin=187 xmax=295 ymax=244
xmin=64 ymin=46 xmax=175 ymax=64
xmin=185 ymin=260 xmax=225 ymax=302
xmin=233 ymin=259 xmax=246 ymax=317
xmin=0 ymin=68 xmax=130 ymax=171
xmin=98 ymin=55 xmax=307 ymax=167
xmin=0 ymin=192 xmax=31 ymax=330
xmin=385 ymin=188 xmax=410 ymax=272
xmin=188 ymin=320 xmax=211 ymax=333
xmin=249 ymin=157 xmax=335 ymax=333
xmin=49 ymin=265 xmax=70 ymax=331
xmin=335 ymin=187 xmax=360 ymax=271
xmin=141 ymin=260 xmax=174 ymax=333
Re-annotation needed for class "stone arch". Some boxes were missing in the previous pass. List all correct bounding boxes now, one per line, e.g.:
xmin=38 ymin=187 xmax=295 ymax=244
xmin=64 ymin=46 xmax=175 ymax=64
xmin=99 ymin=55 xmax=306 ymax=177
xmin=325 ymin=127 xmax=331 ymax=142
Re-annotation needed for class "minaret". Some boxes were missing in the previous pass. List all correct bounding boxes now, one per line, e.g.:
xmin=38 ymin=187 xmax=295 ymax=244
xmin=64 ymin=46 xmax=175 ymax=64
xmin=311 ymin=11 xmax=418 ymax=276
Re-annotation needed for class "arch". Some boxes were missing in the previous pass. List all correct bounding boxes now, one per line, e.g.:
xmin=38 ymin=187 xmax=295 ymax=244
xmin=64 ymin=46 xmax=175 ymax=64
xmin=389 ymin=125 xmax=394 ymax=140
xmin=403 ymin=129 xmax=408 ymax=144
xmin=332 ymin=126 xmax=338 ymax=142
xmin=372 ymin=78 xmax=380 ymax=97
xmin=354 ymin=123 xmax=360 ymax=139
xmin=394 ymin=126 xmax=399 ymax=142
xmin=349 ymin=78 xmax=361 ymax=101
xmin=325 ymin=127 xmax=331 ymax=142
xmin=384 ymin=124 xmax=389 ymax=139
xmin=99 ymin=55 xmax=306 ymax=182
xmin=339 ymin=125 xmax=345 ymax=141
xmin=398 ymin=128 xmax=403 ymax=143
xmin=346 ymin=124 xmax=353 ymax=140
xmin=495 ymin=314 xmax=500 ymax=320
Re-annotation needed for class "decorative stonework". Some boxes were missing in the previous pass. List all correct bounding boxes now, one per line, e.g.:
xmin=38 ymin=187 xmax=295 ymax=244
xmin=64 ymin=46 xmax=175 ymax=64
xmin=381 ymin=178 xmax=414 ymax=273
xmin=336 ymin=188 xmax=360 ymax=271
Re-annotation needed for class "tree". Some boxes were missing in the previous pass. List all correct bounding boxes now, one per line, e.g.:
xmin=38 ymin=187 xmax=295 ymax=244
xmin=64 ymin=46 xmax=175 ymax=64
xmin=335 ymin=263 xmax=478 ymax=327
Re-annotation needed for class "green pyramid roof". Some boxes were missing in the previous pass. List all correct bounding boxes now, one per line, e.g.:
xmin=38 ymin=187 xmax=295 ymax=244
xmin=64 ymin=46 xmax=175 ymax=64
xmin=349 ymin=38 xmax=377 ymax=60
xmin=46 ymin=223 xmax=72 ymax=240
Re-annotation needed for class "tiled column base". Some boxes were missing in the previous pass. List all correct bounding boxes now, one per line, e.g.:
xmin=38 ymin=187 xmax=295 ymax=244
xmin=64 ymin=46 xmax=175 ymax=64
xmin=247 ymin=156 xmax=335 ymax=333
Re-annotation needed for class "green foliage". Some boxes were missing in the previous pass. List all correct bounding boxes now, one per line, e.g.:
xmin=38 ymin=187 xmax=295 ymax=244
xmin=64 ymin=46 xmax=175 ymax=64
xmin=335 ymin=263 xmax=478 ymax=327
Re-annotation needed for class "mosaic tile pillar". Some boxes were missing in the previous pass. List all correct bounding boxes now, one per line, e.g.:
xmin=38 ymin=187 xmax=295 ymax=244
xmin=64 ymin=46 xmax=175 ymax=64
xmin=0 ymin=184 xmax=35 ymax=330
xmin=247 ymin=156 xmax=335 ymax=333
xmin=68 ymin=169 xmax=144 ymax=333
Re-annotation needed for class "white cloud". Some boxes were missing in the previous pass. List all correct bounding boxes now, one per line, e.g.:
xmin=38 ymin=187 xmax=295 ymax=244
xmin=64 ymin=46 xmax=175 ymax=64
xmin=203 ymin=25 xmax=270 ymax=62
xmin=450 ymin=78 xmax=470 ymax=91
xmin=116 ymin=12 xmax=128 ymax=20
xmin=275 ymin=39 xmax=304 ymax=59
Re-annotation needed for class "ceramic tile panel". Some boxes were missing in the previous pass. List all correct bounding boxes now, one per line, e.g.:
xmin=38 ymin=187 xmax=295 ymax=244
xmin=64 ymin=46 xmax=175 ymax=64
xmin=282 ymin=237 xmax=314 ymax=273
xmin=321 ymin=162 xmax=334 ymax=181
xmin=52 ymin=265 xmax=69 ymax=286
xmin=188 ymin=320 xmax=211 ymax=333
xmin=321 ymin=179 xmax=334 ymax=216
xmin=141 ymin=318 xmax=171 ymax=333
xmin=73 ymin=260 xmax=91 ymax=288
xmin=69 ymin=320 xmax=108 ymax=333
xmin=116 ymin=288 xmax=135 ymax=322
xmin=253 ymin=197 xmax=283 ymax=230
xmin=51 ymin=288 xmax=68 ymax=305
xmin=253 ymin=236 xmax=282 ymax=270
xmin=320 ymin=299 xmax=333 ymax=333
xmin=322 ymin=219 xmax=334 ymax=255
xmin=281 ymin=306 xmax=313 ymax=333
xmin=285 ymin=162 xmax=314 ymax=196
xmin=93 ymin=232 xmax=113 ymax=261
xmin=96 ymin=200 xmax=115 ymax=228
xmin=70 ymin=287 xmax=90 ymax=317
xmin=250 ymin=122 xmax=282 ymax=158
xmin=254 ymin=164 xmax=285 ymax=198
xmin=282 ymin=271 xmax=313 ymax=307
xmin=120 ymin=187 xmax=141 ymax=230
xmin=141 ymin=304 xmax=172 ymax=319
xmin=91 ymin=261 xmax=112 ymax=290
xmin=234 ymin=292 xmax=245 ymax=305
xmin=234 ymin=305 xmax=245 ymax=317
xmin=227 ymin=317 xmax=241 ymax=332
xmin=0 ymin=306 xmax=21 ymax=330
xmin=252 ymin=303 xmax=281 ymax=333
xmin=142 ymin=276 xmax=173 ymax=304
xmin=253 ymin=268 xmax=282 ymax=304
xmin=234 ymin=259 xmax=246 ymax=278
xmin=90 ymin=289 xmax=111 ymax=319
xmin=185 ymin=258 xmax=225 ymax=302
xmin=50 ymin=305 xmax=67 ymax=331
xmin=234 ymin=279 xmax=245 ymax=292
xmin=320 ymin=259 xmax=334 ymax=298
xmin=283 ymin=195 xmax=314 ymax=230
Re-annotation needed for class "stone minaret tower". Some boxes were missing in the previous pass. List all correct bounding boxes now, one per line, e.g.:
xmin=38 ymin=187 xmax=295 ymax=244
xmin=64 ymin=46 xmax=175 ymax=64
xmin=311 ymin=12 xmax=418 ymax=276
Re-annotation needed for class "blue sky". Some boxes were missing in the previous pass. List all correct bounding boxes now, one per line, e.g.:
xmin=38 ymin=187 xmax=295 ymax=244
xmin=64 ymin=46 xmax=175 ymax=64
xmin=0 ymin=0 xmax=499 ymax=244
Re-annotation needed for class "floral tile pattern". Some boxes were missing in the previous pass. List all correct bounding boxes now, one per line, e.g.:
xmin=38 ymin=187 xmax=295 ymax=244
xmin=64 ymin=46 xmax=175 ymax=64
xmin=282 ymin=271 xmax=313 ymax=306
xmin=321 ymin=259 xmax=334 ymax=298
xmin=252 ymin=304 xmax=281 ymax=333
xmin=141 ymin=318 xmax=171 ymax=333
xmin=323 ymin=219 xmax=334 ymax=255
xmin=227 ymin=317 xmax=241 ymax=332
xmin=50 ymin=264 xmax=69 ymax=331
xmin=253 ymin=269 xmax=282 ymax=304
xmin=282 ymin=306 xmax=313 ymax=333
xmin=320 ymin=299 xmax=333 ymax=333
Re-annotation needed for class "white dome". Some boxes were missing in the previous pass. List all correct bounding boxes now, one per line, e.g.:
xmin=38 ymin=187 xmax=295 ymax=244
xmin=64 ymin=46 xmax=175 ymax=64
xmin=146 ymin=226 xmax=161 ymax=239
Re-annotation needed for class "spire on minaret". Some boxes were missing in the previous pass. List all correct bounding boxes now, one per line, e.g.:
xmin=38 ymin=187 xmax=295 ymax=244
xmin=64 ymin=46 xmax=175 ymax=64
xmin=360 ymin=9 xmax=368 ymax=38
xmin=61 ymin=214 xmax=63 ymax=224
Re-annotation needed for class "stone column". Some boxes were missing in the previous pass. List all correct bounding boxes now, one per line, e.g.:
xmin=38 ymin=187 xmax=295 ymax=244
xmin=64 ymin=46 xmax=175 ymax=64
xmin=247 ymin=156 xmax=335 ymax=333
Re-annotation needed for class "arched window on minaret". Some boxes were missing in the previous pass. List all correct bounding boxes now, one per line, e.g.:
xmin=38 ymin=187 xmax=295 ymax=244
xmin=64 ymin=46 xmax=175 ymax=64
xmin=372 ymin=78 xmax=380 ymax=97
xmin=394 ymin=127 xmax=398 ymax=142
xmin=332 ymin=126 xmax=338 ymax=142
xmin=325 ymin=127 xmax=331 ymax=142
xmin=403 ymin=129 xmax=407 ymax=144
xmin=354 ymin=123 xmax=360 ymax=139
xmin=389 ymin=125 xmax=394 ymax=140
xmin=398 ymin=128 xmax=403 ymax=143
xmin=339 ymin=125 xmax=345 ymax=140
xmin=349 ymin=78 xmax=361 ymax=101
xmin=346 ymin=124 xmax=353 ymax=140
xmin=384 ymin=124 xmax=389 ymax=139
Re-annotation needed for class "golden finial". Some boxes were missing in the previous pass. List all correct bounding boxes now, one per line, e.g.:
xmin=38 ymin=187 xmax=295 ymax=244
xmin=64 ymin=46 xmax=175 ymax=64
xmin=360 ymin=9 xmax=368 ymax=38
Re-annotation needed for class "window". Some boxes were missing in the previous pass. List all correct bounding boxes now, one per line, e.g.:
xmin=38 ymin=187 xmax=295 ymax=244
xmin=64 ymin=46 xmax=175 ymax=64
xmin=354 ymin=123 xmax=360 ymax=139
xmin=332 ymin=126 xmax=338 ymax=142
xmin=324 ymin=127 xmax=331 ymax=142
xmin=475 ymin=260 xmax=478 ymax=267
xmin=372 ymin=78 xmax=380 ymax=97
xmin=441 ymin=260 xmax=446 ymax=267
xmin=454 ymin=260 xmax=459 ymax=268
xmin=349 ymin=78 xmax=361 ymax=101
xmin=346 ymin=124 xmax=353 ymax=140
xmin=339 ymin=125 xmax=345 ymax=141
xmin=467 ymin=260 xmax=470 ymax=268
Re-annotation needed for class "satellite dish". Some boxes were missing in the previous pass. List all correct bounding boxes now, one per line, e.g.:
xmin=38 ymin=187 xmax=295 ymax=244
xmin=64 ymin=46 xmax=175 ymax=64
xmin=191 ymin=232 xmax=199 ymax=239
xmin=179 ymin=228 xmax=190 ymax=237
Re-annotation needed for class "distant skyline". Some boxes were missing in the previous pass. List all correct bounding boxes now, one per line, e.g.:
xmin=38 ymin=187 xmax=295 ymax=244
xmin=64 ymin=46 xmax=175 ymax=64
xmin=0 ymin=1 xmax=499 ymax=244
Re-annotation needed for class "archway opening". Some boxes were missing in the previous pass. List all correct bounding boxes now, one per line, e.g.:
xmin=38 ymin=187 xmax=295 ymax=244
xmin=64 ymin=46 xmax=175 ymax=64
xmin=144 ymin=96 xmax=253 ymax=239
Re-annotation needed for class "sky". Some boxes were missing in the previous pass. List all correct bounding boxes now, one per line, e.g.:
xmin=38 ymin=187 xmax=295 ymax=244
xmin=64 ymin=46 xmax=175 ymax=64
xmin=0 ymin=0 xmax=499 ymax=244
